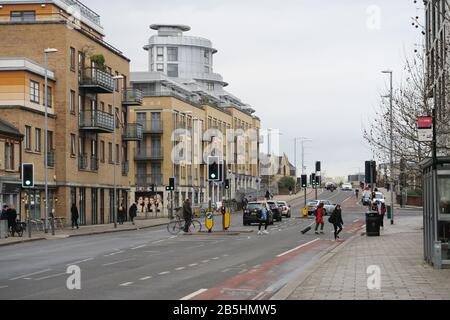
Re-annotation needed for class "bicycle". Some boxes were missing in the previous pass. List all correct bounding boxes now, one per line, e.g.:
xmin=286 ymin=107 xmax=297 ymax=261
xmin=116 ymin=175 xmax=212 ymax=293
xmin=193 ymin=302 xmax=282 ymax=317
xmin=167 ymin=212 xmax=202 ymax=235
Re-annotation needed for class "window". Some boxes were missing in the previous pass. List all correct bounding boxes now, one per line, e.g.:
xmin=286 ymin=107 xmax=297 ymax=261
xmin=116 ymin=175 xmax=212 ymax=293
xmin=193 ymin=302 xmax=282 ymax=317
xmin=167 ymin=47 xmax=178 ymax=61
xmin=43 ymin=85 xmax=52 ymax=107
xmin=157 ymin=64 xmax=164 ymax=72
xmin=115 ymin=107 xmax=120 ymax=128
xmin=70 ymin=90 xmax=75 ymax=113
xmin=35 ymin=128 xmax=41 ymax=152
xmin=204 ymin=66 xmax=210 ymax=74
xmin=78 ymin=94 xmax=83 ymax=113
xmin=70 ymin=134 xmax=76 ymax=157
xmin=108 ymin=142 xmax=113 ymax=164
xmin=25 ymin=126 xmax=31 ymax=151
xmin=100 ymin=102 xmax=105 ymax=112
xmin=100 ymin=141 xmax=105 ymax=163
xmin=167 ymin=64 xmax=178 ymax=77
xmin=115 ymin=144 xmax=120 ymax=164
xmin=70 ymin=47 xmax=76 ymax=71
xmin=108 ymin=105 xmax=112 ymax=115
xmin=5 ymin=143 xmax=14 ymax=170
xmin=10 ymin=11 xmax=35 ymax=22
xmin=30 ymin=80 xmax=40 ymax=103
xmin=47 ymin=131 xmax=53 ymax=150
xmin=204 ymin=49 xmax=210 ymax=64
xmin=207 ymin=82 xmax=214 ymax=91
xmin=115 ymin=71 xmax=119 ymax=92
xmin=157 ymin=47 xmax=164 ymax=61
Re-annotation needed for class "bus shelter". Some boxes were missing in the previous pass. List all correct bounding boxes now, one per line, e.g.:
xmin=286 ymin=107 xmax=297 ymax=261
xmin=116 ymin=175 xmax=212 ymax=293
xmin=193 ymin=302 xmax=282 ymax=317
xmin=422 ymin=157 xmax=450 ymax=269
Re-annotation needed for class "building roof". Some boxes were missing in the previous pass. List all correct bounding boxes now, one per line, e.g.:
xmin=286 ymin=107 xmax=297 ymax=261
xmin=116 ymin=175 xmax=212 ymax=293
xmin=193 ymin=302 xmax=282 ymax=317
xmin=0 ymin=58 xmax=56 ymax=80
xmin=0 ymin=119 xmax=23 ymax=139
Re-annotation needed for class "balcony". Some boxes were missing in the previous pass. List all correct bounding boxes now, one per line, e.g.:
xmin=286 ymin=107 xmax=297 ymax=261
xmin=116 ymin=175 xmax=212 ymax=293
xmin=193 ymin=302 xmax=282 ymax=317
xmin=138 ymin=120 xmax=163 ymax=134
xmin=90 ymin=156 xmax=99 ymax=172
xmin=122 ymin=161 xmax=129 ymax=176
xmin=47 ymin=150 xmax=55 ymax=168
xmin=79 ymin=110 xmax=114 ymax=133
xmin=79 ymin=67 xmax=114 ymax=93
xmin=122 ymin=123 xmax=143 ymax=141
xmin=78 ymin=154 xmax=88 ymax=171
xmin=123 ymin=88 xmax=143 ymax=106
xmin=135 ymin=147 xmax=164 ymax=161
xmin=135 ymin=174 xmax=163 ymax=187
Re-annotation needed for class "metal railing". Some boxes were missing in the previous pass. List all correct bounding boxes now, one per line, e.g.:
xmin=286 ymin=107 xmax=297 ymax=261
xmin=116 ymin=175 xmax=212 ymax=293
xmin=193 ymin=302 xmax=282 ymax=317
xmin=79 ymin=110 xmax=114 ymax=132
xmin=141 ymin=90 xmax=201 ymax=108
xmin=90 ymin=156 xmax=99 ymax=172
xmin=135 ymin=147 xmax=164 ymax=161
xmin=135 ymin=174 xmax=163 ymax=186
xmin=47 ymin=150 xmax=56 ymax=168
xmin=122 ymin=123 xmax=143 ymax=140
xmin=78 ymin=154 xmax=88 ymax=170
xmin=79 ymin=67 xmax=114 ymax=93
xmin=137 ymin=120 xmax=163 ymax=133
xmin=123 ymin=88 xmax=143 ymax=105
xmin=122 ymin=161 xmax=129 ymax=176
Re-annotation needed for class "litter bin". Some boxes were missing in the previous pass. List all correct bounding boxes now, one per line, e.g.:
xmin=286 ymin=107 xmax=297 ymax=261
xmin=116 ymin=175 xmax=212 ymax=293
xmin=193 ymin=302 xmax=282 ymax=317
xmin=0 ymin=220 xmax=8 ymax=239
xmin=366 ymin=211 xmax=381 ymax=237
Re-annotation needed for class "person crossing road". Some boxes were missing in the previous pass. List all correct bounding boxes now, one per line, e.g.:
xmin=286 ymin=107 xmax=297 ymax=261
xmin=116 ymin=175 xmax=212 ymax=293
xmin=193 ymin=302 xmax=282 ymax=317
xmin=315 ymin=203 xmax=325 ymax=235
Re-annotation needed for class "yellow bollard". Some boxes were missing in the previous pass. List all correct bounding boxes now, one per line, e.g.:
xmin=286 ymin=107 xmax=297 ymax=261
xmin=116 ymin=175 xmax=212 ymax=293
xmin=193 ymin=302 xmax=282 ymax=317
xmin=303 ymin=208 xmax=308 ymax=217
xmin=205 ymin=212 xmax=214 ymax=233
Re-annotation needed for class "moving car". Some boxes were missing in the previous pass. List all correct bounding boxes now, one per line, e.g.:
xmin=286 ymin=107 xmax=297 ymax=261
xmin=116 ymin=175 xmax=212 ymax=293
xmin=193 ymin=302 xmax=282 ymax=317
xmin=243 ymin=202 xmax=274 ymax=226
xmin=325 ymin=182 xmax=337 ymax=191
xmin=362 ymin=192 xmax=371 ymax=206
xmin=267 ymin=200 xmax=283 ymax=222
xmin=341 ymin=183 xmax=353 ymax=191
xmin=306 ymin=200 xmax=337 ymax=216
xmin=277 ymin=201 xmax=291 ymax=218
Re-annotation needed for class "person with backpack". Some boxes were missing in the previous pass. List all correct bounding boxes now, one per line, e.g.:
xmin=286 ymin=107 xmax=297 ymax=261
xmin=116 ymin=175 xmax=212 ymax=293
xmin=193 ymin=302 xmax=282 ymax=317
xmin=118 ymin=204 xmax=126 ymax=225
xmin=71 ymin=203 xmax=79 ymax=230
xmin=258 ymin=203 xmax=270 ymax=235
xmin=329 ymin=205 xmax=344 ymax=240
xmin=315 ymin=203 xmax=325 ymax=235
xmin=129 ymin=203 xmax=138 ymax=226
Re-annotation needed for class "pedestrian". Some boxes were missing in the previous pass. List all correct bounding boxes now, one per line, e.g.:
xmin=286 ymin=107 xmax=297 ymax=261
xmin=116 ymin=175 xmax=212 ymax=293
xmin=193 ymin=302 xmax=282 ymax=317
xmin=315 ymin=203 xmax=325 ymax=235
xmin=265 ymin=190 xmax=271 ymax=201
xmin=1 ymin=205 xmax=8 ymax=221
xmin=6 ymin=206 xmax=17 ymax=233
xmin=355 ymin=189 xmax=360 ymax=199
xmin=182 ymin=198 xmax=193 ymax=233
xmin=378 ymin=202 xmax=386 ymax=229
xmin=243 ymin=197 xmax=248 ymax=210
xmin=118 ymin=204 xmax=126 ymax=225
xmin=71 ymin=203 xmax=79 ymax=229
xmin=329 ymin=205 xmax=344 ymax=240
xmin=257 ymin=203 xmax=270 ymax=235
xmin=129 ymin=202 xmax=138 ymax=225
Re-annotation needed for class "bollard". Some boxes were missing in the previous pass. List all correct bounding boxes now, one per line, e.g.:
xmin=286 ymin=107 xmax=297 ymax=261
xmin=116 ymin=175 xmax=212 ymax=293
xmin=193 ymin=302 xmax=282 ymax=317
xmin=222 ymin=211 xmax=230 ymax=231
xmin=206 ymin=213 xmax=214 ymax=233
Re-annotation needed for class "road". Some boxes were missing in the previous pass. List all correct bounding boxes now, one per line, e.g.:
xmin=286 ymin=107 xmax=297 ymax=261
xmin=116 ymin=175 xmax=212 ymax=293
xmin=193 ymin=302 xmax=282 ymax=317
xmin=0 ymin=189 xmax=366 ymax=300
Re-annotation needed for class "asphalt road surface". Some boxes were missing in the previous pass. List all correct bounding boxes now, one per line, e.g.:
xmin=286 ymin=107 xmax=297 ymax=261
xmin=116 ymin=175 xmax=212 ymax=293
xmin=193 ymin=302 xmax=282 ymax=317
xmin=0 ymin=189 xmax=366 ymax=300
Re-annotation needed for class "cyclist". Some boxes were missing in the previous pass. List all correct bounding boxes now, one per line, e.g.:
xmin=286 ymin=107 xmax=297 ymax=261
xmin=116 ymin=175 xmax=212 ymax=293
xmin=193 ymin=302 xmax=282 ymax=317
xmin=183 ymin=198 xmax=193 ymax=233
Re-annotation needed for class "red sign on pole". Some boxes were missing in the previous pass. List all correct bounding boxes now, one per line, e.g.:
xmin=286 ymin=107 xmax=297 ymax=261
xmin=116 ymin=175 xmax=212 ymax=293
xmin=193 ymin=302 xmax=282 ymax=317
xmin=418 ymin=116 xmax=433 ymax=129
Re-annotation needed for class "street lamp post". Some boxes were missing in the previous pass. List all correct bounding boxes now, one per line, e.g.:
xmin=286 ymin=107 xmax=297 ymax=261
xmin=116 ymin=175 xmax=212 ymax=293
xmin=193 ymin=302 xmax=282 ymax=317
xmin=44 ymin=48 xmax=58 ymax=236
xmin=113 ymin=75 xmax=124 ymax=229
xmin=382 ymin=70 xmax=395 ymax=225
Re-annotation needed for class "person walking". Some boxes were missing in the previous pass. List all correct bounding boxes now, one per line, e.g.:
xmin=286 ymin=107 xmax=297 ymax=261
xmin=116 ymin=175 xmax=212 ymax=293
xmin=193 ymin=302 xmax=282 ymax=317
xmin=329 ymin=205 xmax=344 ymax=240
xmin=6 ymin=206 xmax=17 ymax=234
xmin=243 ymin=197 xmax=249 ymax=210
xmin=118 ymin=204 xmax=126 ymax=225
xmin=265 ymin=190 xmax=271 ymax=201
xmin=71 ymin=203 xmax=79 ymax=230
xmin=129 ymin=203 xmax=138 ymax=226
xmin=1 ymin=205 xmax=8 ymax=221
xmin=315 ymin=203 xmax=325 ymax=235
xmin=182 ymin=198 xmax=193 ymax=233
xmin=258 ymin=203 xmax=270 ymax=235
xmin=378 ymin=201 xmax=386 ymax=229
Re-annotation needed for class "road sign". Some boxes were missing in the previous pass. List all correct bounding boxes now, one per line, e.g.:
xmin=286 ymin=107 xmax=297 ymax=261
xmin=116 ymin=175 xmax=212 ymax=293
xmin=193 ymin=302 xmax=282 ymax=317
xmin=418 ymin=116 xmax=433 ymax=142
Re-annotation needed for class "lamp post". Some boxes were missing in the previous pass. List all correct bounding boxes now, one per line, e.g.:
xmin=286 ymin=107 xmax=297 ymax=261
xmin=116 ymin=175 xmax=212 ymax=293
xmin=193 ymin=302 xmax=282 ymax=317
xmin=382 ymin=70 xmax=394 ymax=225
xmin=112 ymin=75 xmax=124 ymax=229
xmin=44 ymin=48 xmax=58 ymax=235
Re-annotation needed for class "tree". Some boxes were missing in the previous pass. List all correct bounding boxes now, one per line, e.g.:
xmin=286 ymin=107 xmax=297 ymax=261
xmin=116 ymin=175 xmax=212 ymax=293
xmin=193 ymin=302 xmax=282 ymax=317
xmin=278 ymin=176 xmax=296 ymax=190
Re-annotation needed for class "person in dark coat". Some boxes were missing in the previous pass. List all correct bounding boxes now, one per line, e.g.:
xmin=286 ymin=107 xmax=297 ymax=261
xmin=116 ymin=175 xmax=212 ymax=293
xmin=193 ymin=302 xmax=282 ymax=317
xmin=71 ymin=203 xmax=79 ymax=229
xmin=129 ymin=203 xmax=138 ymax=225
xmin=182 ymin=199 xmax=193 ymax=233
xmin=6 ymin=206 xmax=17 ymax=233
xmin=329 ymin=205 xmax=344 ymax=240
xmin=1 ymin=205 xmax=9 ymax=221
xmin=118 ymin=204 xmax=126 ymax=225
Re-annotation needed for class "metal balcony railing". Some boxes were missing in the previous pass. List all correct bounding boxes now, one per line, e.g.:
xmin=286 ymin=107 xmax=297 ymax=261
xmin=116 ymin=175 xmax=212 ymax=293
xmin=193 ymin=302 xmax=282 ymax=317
xmin=79 ymin=110 xmax=114 ymax=133
xmin=47 ymin=150 xmax=55 ymax=168
xmin=137 ymin=120 xmax=163 ymax=134
xmin=122 ymin=123 xmax=143 ymax=141
xmin=122 ymin=88 xmax=143 ymax=106
xmin=135 ymin=174 xmax=163 ymax=186
xmin=79 ymin=154 xmax=88 ymax=170
xmin=122 ymin=161 xmax=129 ymax=176
xmin=79 ymin=67 xmax=114 ymax=93
xmin=90 ymin=156 xmax=99 ymax=172
xmin=134 ymin=147 xmax=164 ymax=161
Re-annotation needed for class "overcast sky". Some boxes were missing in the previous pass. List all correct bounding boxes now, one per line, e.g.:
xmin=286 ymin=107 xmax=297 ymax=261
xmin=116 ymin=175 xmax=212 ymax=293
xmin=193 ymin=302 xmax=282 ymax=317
xmin=89 ymin=0 xmax=422 ymax=178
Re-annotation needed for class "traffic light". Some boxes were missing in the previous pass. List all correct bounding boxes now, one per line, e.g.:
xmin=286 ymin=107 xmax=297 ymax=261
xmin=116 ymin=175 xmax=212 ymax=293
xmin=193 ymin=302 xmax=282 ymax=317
xmin=311 ymin=173 xmax=316 ymax=186
xmin=224 ymin=179 xmax=230 ymax=190
xmin=315 ymin=175 xmax=321 ymax=187
xmin=22 ymin=163 xmax=34 ymax=188
xmin=208 ymin=156 xmax=220 ymax=181
xmin=365 ymin=161 xmax=377 ymax=184
xmin=301 ymin=175 xmax=307 ymax=188
xmin=166 ymin=177 xmax=175 ymax=191
xmin=316 ymin=161 xmax=321 ymax=172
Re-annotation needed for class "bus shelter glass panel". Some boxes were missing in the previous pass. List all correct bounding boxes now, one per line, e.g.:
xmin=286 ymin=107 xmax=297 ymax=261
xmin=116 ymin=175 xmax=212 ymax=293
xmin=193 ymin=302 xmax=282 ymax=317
xmin=438 ymin=174 xmax=450 ymax=261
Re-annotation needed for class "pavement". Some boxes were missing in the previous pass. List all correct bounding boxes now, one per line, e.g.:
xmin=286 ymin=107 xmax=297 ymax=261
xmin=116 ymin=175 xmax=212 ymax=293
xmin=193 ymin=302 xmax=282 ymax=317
xmin=272 ymin=209 xmax=450 ymax=300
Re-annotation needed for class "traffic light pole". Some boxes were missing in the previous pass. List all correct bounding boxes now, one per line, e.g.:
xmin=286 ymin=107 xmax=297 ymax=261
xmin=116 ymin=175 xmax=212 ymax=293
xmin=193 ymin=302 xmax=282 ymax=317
xmin=26 ymin=190 xmax=31 ymax=239
xmin=170 ymin=190 xmax=174 ymax=220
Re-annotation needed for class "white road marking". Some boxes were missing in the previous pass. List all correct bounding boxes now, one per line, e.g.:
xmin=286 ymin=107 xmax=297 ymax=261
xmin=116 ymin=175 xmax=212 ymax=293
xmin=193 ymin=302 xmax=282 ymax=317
xmin=0 ymin=286 xmax=8 ymax=289
xmin=104 ymin=250 xmax=124 ymax=257
xmin=119 ymin=282 xmax=134 ymax=287
xmin=139 ymin=276 xmax=152 ymax=281
xmin=180 ymin=289 xmax=208 ymax=300
xmin=34 ymin=273 xmax=66 ymax=281
xmin=201 ymin=260 xmax=210 ymax=263
xmin=223 ymin=254 xmax=229 ymax=257
xmin=252 ymin=292 xmax=265 ymax=300
xmin=65 ymin=258 xmax=93 ymax=266
xmin=175 ymin=267 xmax=186 ymax=271
xmin=353 ymin=219 xmax=359 ymax=223
xmin=10 ymin=269 xmax=52 ymax=281
xmin=102 ymin=259 xmax=135 ymax=267
xmin=221 ymin=269 xmax=231 ymax=273
xmin=159 ymin=271 xmax=170 ymax=275
xmin=212 ymin=257 xmax=219 ymax=260
xmin=152 ymin=239 xmax=165 ymax=244
xmin=131 ymin=245 xmax=147 ymax=250
xmin=169 ymin=236 xmax=177 ymax=239
xmin=277 ymin=238 xmax=321 ymax=258
xmin=189 ymin=264 xmax=198 ymax=267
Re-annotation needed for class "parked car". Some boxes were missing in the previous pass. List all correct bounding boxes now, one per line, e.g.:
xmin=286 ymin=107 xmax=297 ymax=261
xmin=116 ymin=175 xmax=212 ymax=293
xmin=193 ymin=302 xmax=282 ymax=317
xmin=362 ymin=192 xmax=371 ymax=206
xmin=306 ymin=200 xmax=337 ymax=216
xmin=243 ymin=202 xmax=274 ymax=226
xmin=267 ymin=201 xmax=283 ymax=222
xmin=277 ymin=201 xmax=291 ymax=218
xmin=341 ymin=183 xmax=353 ymax=191
xmin=373 ymin=192 xmax=385 ymax=204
